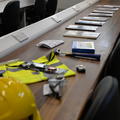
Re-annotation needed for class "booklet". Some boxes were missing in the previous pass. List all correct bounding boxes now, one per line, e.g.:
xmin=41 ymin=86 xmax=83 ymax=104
xmin=66 ymin=25 xmax=98 ymax=32
xmin=75 ymin=20 xmax=105 ymax=26
xmin=92 ymin=10 xmax=114 ymax=14
xmin=80 ymin=16 xmax=109 ymax=21
xmin=96 ymin=7 xmax=119 ymax=11
xmin=63 ymin=31 xmax=100 ymax=39
xmin=89 ymin=13 xmax=113 ymax=17
xmin=72 ymin=41 xmax=95 ymax=53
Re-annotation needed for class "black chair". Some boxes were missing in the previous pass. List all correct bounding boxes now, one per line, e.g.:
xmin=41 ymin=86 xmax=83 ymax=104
xmin=0 ymin=1 xmax=20 ymax=36
xmin=26 ymin=0 xmax=46 ymax=25
xmin=46 ymin=0 xmax=58 ymax=17
xmin=103 ymin=33 xmax=120 ymax=80
xmin=81 ymin=76 xmax=120 ymax=120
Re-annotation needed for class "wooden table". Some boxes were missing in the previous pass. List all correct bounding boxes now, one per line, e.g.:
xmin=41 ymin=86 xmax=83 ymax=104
xmin=0 ymin=0 xmax=120 ymax=120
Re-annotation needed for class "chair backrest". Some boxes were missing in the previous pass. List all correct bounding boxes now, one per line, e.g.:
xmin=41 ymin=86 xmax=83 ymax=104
xmin=34 ymin=0 xmax=46 ymax=21
xmin=82 ymin=76 xmax=120 ymax=120
xmin=104 ymin=33 xmax=120 ymax=79
xmin=2 ymin=0 xmax=20 ymax=35
xmin=46 ymin=0 xmax=58 ymax=17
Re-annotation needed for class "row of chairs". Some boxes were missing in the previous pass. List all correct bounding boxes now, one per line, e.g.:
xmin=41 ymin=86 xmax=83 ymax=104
xmin=26 ymin=0 xmax=58 ymax=25
xmin=80 ymin=76 xmax=120 ymax=120
xmin=0 ymin=0 xmax=58 ymax=36
xmin=80 ymin=32 xmax=120 ymax=120
xmin=0 ymin=1 xmax=20 ymax=36
xmin=103 ymin=32 xmax=120 ymax=80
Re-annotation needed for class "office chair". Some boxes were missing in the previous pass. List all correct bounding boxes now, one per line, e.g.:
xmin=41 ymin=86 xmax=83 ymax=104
xmin=46 ymin=0 xmax=58 ymax=17
xmin=81 ymin=76 xmax=120 ymax=120
xmin=103 ymin=33 xmax=120 ymax=80
xmin=0 ymin=1 xmax=20 ymax=36
xmin=26 ymin=0 xmax=46 ymax=25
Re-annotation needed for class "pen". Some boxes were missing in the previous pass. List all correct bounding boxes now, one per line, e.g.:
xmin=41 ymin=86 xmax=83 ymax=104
xmin=54 ymin=49 xmax=101 ymax=61
xmin=66 ymin=53 xmax=101 ymax=61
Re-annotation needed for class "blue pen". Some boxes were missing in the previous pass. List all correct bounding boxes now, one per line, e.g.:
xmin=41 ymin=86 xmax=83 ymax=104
xmin=69 ymin=53 xmax=101 ymax=61
xmin=55 ymin=49 xmax=101 ymax=61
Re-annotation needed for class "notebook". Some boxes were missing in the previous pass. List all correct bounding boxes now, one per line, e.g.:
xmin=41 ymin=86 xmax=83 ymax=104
xmin=92 ymin=10 xmax=114 ymax=14
xmin=63 ymin=31 xmax=100 ymax=39
xmin=66 ymin=25 xmax=98 ymax=32
xmin=89 ymin=13 xmax=113 ymax=17
xmin=72 ymin=41 xmax=95 ymax=53
xmin=75 ymin=20 xmax=105 ymax=26
xmin=36 ymin=40 xmax=64 ymax=48
xmin=96 ymin=7 xmax=119 ymax=11
xmin=80 ymin=16 xmax=108 ymax=21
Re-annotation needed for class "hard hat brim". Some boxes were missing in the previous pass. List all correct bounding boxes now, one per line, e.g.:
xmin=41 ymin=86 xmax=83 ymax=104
xmin=33 ymin=109 xmax=42 ymax=120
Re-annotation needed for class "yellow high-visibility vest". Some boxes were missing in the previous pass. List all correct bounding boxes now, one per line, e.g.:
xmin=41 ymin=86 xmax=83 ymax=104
xmin=0 ymin=55 xmax=75 ymax=84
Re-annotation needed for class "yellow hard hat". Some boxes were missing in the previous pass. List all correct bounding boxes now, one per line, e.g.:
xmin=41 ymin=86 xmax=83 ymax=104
xmin=0 ymin=77 xmax=42 ymax=120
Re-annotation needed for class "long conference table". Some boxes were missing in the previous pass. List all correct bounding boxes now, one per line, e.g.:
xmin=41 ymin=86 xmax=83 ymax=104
xmin=0 ymin=0 xmax=120 ymax=120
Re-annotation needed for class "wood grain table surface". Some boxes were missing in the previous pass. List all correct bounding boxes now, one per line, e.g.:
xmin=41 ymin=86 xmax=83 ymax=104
xmin=0 ymin=0 xmax=120 ymax=120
